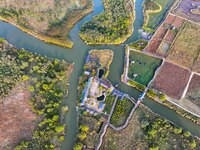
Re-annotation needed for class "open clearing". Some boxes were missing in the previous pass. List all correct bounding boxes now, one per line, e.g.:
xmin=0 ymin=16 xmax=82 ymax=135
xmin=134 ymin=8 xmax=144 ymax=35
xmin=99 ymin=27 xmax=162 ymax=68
xmin=186 ymin=74 xmax=200 ymax=107
xmin=151 ymin=61 xmax=191 ymax=100
xmin=167 ymin=22 xmax=200 ymax=72
xmin=0 ymin=82 xmax=38 ymax=150
xmin=128 ymin=50 xmax=162 ymax=86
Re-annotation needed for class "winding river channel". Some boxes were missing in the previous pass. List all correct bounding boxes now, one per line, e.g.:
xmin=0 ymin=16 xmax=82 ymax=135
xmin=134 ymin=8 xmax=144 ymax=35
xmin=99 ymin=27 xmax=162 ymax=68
xmin=0 ymin=0 xmax=200 ymax=149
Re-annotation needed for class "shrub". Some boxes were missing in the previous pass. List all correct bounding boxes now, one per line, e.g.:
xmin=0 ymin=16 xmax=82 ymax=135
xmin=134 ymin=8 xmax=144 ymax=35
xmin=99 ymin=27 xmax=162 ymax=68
xmin=74 ymin=143 xmax=83 ymax=150
xmin=55 ymin=125 xmax=65 ymax=133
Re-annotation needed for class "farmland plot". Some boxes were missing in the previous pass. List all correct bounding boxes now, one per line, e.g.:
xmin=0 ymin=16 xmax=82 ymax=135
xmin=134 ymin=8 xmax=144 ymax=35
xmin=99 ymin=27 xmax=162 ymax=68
xmin=173 ymin=0 xmax=200 ymax=23
xmin=167 ymin=22 xmax=200 ymax=70
xmin=151 ymin=61 xmax=191 ymax=99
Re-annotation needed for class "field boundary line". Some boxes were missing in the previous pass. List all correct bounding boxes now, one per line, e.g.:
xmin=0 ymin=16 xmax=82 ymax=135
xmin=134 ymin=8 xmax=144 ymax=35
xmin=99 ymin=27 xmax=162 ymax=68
xmin=181 ymin=72 xmax=194 ymax=99
xmin=166 ymin=98 xmax=200 ymax=118
xmin=96 ymin=96 xmax=118 ymax=150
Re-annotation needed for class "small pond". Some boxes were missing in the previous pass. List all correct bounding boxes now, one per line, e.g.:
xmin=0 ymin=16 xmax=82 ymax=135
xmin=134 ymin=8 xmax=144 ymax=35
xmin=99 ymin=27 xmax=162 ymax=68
xmin=98 ymin=68 xmax=104 ymax=79
xmin=97 ymin=94 xmax=105 ymax=101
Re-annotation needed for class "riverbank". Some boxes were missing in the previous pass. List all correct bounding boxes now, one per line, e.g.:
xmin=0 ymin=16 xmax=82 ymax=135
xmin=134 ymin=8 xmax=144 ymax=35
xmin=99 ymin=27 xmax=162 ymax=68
xmin=0 ymin=39 xmax=74 ymax=149
xmin=0 ymin=0 xmax=93 ymax=48
xmin=142 ymin=0 xmax=175 ymax=31
xmin=79 ymin=0 xmax=136 ymax=45
xmin=143 ymin=1 xmax=162 ymax=28
xmin=101 ymin=103 xmax=200 ymax=149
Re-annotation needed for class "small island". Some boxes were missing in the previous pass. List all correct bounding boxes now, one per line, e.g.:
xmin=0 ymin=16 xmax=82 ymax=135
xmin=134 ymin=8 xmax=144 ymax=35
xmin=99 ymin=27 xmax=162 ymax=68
xmin=74 ymin=50 xmax=137 ymax=149
xmin=79 ymin=0 xmax=135 ymax=45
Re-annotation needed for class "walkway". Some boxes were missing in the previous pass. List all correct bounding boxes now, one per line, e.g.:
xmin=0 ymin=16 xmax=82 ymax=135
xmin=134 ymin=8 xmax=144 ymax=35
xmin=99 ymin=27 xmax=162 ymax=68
xmin=96 ymin=96 xmax=118 ymax=150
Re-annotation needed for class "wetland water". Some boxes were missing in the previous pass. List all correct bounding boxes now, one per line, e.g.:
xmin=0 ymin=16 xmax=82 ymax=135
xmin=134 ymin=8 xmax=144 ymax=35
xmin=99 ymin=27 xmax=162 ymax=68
xmin=0 ymin=0 xmax=200 ymax=149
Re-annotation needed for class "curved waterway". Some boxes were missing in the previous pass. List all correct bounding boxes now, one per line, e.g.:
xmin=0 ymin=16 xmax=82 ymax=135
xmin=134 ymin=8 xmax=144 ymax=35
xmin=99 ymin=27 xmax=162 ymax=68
xmin=0 ymin=0 xmax=200 ymax=149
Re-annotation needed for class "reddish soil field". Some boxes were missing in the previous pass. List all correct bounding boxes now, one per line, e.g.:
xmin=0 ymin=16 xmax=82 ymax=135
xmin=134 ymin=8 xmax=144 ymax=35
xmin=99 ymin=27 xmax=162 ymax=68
xmin=146 ymin=37 xmax=162 ymax=54
xmin=0 ymin=82 xmax=38 ymax=149
xmin=172 ymin=17 xmax=185 ymax=28
xmin=164 ymin=30 xmax=176 ymax=43
xmin=164 ymin=14 xmax=176 ymax=24
xmin=186 ymin=74 xmax=200 ymax=106
xmin=152 ymin=61 xmax=191 ymax=99
xmin=155 ymin=26 xmax=168 ymax=39
xmin=187 ymin=74 xmax=200 ymax=92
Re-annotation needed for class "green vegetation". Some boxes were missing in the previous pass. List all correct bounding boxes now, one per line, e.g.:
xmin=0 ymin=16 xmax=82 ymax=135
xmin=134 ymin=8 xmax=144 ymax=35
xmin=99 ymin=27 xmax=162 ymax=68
xmin=74 ymin=143 xmax=83 ymax=150
xmin=143 ymin=0 xmax=174 ymax=30
xmin=74 ymin=111 xmax=107 ymax=149
xmin=128 ymin=39 xmax=148 ymax=51
xmin=101 ymin=106 xmax=200 ymax=150
xmin=146 ymin=89 xmax=200 ymax=125
xmin=159 ymin=93 xmax=167 ymax=101
xmin=162 ymin=100 xmax=200 ymax=126
xmin=0 ymin=41 xmax=73 ymax=149
xmin=103 ymin=95 xmax=116 ymax=114
xmin=0 ymin=37 xmax=5 ymax=43
xmin=110 ymin=98 xmax=134 ymax=127
xmin=0 ymin=45 xmax=21 ymax=97
xmin=146 ymin=89 xmax=167 ymax=101
xmin=128 ymin=50 xmax=162 ymax=86
xmin=147 ymin=89 xmax=157 ymax=99
xmin=128 ymin=80 xmax=146 ymax=91
xmin=143 ymin=116 xmax=198 ymax=149
xmin=80 ymin=0 xmax=135 ymax=44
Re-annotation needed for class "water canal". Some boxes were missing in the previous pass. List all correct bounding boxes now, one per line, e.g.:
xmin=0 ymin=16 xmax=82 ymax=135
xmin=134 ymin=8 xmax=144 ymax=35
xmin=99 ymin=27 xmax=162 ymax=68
xmin=0 ymin=0 xmax=200 ymax=149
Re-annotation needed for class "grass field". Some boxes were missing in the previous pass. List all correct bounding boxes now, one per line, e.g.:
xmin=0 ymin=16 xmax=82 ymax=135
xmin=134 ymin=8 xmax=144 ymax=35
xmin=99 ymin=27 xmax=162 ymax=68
xmin=143 ymin=0 xmax=174 ymax=30
xmin=128 ymin=50 xmax=162 ymax=86
xmin=110 ymin=98 xmax=134 ymax=127
xmin=167 ymin=22 xmax=200 ymax=72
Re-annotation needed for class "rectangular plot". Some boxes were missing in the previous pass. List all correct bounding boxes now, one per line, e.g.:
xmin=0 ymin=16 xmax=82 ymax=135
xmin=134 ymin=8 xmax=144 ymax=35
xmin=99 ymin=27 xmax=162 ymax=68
xmin=151 ymin=61 xmax=191 ymax=99
xmin=128 ymin=50 xmax=162 ymax=86
xmin=167 ymin=22 xmax=200 ymax=70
